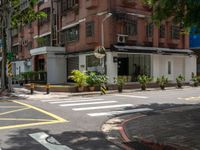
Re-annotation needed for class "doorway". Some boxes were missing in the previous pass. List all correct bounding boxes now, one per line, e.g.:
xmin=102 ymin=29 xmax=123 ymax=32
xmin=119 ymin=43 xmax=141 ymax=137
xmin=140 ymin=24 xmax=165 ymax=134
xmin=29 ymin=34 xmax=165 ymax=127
xmin=118 ymin=57 xmax=129 ymax=76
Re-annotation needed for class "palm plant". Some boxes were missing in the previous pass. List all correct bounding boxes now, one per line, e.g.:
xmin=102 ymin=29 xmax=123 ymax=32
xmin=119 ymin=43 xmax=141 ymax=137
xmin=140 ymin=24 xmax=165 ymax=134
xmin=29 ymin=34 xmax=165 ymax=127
xmin=138 ymin=75 xmax=152 ymax=90
xmin=156 ymin=76 xmax=168 ymax=90
xmin=176 ymin=75 xmax=185 ymax=88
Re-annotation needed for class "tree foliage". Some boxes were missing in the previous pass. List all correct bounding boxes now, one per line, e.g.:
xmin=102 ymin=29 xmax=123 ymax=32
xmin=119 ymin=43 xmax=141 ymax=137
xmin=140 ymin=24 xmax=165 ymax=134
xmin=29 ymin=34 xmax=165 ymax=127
xmin=9 ymin=0 xmax=47 ymax=27
xmin=143 ymin=0 xmax=200 ymax=32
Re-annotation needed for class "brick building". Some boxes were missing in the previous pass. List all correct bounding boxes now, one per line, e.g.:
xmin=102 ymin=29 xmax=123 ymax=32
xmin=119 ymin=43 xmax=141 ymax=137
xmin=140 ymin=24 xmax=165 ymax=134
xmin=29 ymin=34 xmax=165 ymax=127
xmin=11 ymin=0 xmax=196 ymax=84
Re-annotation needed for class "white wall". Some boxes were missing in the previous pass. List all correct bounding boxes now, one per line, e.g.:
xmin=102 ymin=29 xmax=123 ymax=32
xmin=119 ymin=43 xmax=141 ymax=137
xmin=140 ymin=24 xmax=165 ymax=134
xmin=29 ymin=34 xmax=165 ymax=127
xmin=152 ymin=54 xmax=196 ymax=82
xmin=47 ymin=54 xmax=66 ymax=84
xmin=79 ymin=54 xmax=86 ymax=72
xmin=185 ymin=55 xmax=197 ymax=82
xmin=106 ymin=52 xmax=118 ymax=83
xmin=13 ymin=60 xmax=32 ymax=75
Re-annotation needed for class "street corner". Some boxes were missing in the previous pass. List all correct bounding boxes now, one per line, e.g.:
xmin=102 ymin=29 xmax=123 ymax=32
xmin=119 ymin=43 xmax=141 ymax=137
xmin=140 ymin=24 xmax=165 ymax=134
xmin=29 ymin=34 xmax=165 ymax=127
xmin=0 ymin=100 xmax=67 ymax=130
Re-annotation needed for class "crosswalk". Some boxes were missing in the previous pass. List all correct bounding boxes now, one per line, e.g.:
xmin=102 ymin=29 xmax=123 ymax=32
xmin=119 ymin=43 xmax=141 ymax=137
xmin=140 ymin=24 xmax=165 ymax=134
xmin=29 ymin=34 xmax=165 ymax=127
xmin=41 ymin=96 xmax=152 ymax=117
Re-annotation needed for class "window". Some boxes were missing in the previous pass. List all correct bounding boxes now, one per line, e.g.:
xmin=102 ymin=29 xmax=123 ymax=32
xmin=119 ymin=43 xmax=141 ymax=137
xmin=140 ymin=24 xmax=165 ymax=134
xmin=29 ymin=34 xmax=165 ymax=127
xmin=171 ymin=25 xmax=180 ymax=39
xmin=168 ymin=61 xmax=171 ymax=75
xmin=86 ymin=55 xmax=101 ymax=73
xmin=159 ymin=25 xmax=165 ymax=38
xmin=37 ymin=35 xmax=51 ymax=47
xmin=27 ymin=41 xmax=33 ymax=50
xmin=64 ymin=25 xmax=79 ymax=42
xmin=146 ymin=23 xmax=153 ymax=37
xmin=124 ymin=20 xmax=137 ymax=36
xmin=61 ymin=0 xmax=79 ymax=14
xmin=38 ymin=8 xmax=50 ymax=26
xmin=12 ymin=45 xmax=19 ymax=54
xmin=86 ymin=21 xmax=95 ymax=37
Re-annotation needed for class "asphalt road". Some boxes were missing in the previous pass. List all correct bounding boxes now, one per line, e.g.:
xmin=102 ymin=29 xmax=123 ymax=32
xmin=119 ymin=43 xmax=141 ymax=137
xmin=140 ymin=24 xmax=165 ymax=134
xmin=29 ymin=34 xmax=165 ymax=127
xmin=0 ymin=86 xmax=200 ymax=150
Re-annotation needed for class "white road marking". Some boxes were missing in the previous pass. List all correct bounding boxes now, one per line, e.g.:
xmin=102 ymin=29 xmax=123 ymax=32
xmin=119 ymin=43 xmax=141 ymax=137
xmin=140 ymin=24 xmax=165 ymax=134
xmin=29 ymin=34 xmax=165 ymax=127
xmin=88 ymin=108 xmax=153 ymax=117
xmin=73 ymin=104 xmax=133 ymax=111
xmin=60 ymin=101 xmax=117 ymax=107
xmin=114 ymin=94 xmax=148 ymax=99
xmin=41 ymin=98 xmax=91 ymax=102
xmin=29 ymin=132 xmax=72 ymax=150
xmin=50 ymin=99 xmax=104 ymax=104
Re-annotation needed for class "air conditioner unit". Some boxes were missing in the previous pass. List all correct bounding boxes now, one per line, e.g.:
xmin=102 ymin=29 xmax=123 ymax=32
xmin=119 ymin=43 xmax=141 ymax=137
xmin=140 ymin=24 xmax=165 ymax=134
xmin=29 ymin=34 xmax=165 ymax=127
xmin=117 ymin=34 xmax=128 ymax=43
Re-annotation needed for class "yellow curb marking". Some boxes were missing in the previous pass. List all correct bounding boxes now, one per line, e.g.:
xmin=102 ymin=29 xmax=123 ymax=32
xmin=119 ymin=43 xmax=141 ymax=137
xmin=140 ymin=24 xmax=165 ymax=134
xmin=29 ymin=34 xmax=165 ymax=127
xmin=0 ymin=106 xmax=25 ymax=108
xmin=0 ymin=107 xmax=30 ymax=116
xmin=0 ymin=101 xmax=67 ymax=130
xmin=0 ymin=118 xmax=55 ymax=122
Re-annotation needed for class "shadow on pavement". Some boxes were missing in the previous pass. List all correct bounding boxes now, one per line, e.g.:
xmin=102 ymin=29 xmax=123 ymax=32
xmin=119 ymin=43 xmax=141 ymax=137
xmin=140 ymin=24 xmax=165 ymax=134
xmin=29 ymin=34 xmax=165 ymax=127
xmin=4 ymin=128 xmax=120 ymax=150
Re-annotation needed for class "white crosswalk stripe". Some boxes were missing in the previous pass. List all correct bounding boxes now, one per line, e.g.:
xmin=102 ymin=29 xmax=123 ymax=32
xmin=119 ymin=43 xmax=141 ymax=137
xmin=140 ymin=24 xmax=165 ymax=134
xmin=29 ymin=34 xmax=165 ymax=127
xmin=87 ymin=108 xmax=153 ymax=117
xmin=60 ymin=101 xmax=117 ymax=107
xmin=49 ymin=99 xmax=104 ymax=104
xmin=41 ymin=97 xmax=152 ymax=117
xmin=41 ymin=98 xmax=92 ymax=102
xmin=114 ymin=94 xmax=148 ymax=99
xmin=73 ymin=104 xmax=133 ymax=111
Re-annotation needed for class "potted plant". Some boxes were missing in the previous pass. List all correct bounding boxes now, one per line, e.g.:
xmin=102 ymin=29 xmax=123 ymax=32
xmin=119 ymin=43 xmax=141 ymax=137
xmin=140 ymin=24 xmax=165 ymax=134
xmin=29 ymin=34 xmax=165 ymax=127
xmin=96 ymin=74 xmax=108 ymax=90
xmin=138 ymin=75 xmax=152 ymax=90
xmin=156 ymin=76 xmax=168 ymax=90
xmin=114 ymin=76 xmax=127 ymax=93
xmin=86 ymin=72 xmax=98 ymax=91
xmin=69 ymin=70 xmax=87 ymax=92
xmin=191 ymin=75 xmax=198 ymax=87
xmin=176 ymin=75 xmax=185 ymax=88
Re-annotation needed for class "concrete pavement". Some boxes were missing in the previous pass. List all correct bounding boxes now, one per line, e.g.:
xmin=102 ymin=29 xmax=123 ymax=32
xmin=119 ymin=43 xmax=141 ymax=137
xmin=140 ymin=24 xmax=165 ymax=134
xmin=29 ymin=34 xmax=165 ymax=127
xmin=1 ymin=86 xmax=200 ymax=149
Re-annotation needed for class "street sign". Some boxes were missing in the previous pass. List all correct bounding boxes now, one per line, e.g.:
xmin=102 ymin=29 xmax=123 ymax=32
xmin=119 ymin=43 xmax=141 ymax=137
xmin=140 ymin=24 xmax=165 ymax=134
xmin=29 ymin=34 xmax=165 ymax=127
xmin=7 ymin=52 xmax=13 ymax=61
xmin=94 ymin=46 xmax=106 ymax=59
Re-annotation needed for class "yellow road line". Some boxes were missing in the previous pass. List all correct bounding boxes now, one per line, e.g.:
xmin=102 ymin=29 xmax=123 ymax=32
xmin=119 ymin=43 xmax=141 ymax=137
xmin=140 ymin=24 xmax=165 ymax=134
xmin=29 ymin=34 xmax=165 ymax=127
xmin=12 ymin=100 xmax=67 ymax=122
xmin=0 ymin=107 xmax=30 ymax=116
xmin=0 ymin=120 xmax=62 ymax=130
xmin=0 ymin=118 xmax=55 ymax=122
xmin=0 ymin=106 xmax=25 ymax=108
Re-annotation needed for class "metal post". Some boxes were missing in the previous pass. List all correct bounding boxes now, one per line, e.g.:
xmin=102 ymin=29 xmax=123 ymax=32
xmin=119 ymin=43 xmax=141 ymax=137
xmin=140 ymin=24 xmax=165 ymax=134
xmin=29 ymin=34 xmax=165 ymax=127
xmin=30 ymin=83 xmax=34 ymax=94
xmin=101 ymin=13 xmax=112 ymax=74
xmin=46 ymin=83 xmax=50 ymax=94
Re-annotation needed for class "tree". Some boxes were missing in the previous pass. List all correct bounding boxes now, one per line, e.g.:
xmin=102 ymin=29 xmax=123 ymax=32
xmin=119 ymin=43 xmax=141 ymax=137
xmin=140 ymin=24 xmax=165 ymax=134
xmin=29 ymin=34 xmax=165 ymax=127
xmin=0 ymin=0 xmax=46 ymax=90
xmin=143 ymin=0 xmax=200 ymax=32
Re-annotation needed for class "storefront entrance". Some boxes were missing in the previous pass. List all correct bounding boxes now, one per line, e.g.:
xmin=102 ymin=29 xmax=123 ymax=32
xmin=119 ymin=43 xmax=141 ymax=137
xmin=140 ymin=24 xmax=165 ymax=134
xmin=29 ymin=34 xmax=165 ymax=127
xmin=118 ymin=57 xmax=129 ymax=76
xmin=118 ymin=54 xmax=151 ymax=82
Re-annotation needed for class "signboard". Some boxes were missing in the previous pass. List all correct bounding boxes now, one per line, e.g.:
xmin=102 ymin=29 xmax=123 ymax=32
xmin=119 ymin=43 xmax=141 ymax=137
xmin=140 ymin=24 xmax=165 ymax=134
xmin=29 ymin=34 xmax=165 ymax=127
xmin=94 ymin=46 xmax=106 ymax=59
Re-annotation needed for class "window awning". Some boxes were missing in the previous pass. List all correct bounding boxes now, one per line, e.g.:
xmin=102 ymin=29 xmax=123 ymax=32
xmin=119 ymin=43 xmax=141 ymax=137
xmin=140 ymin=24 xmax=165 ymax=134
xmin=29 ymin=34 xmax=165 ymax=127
xmin=112 ymin=45 xmax=194 ymax=55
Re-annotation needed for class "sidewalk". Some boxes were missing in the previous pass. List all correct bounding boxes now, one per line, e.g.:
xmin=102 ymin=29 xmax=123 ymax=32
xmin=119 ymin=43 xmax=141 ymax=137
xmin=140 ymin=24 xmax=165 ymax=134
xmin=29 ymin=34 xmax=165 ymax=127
xmin=121 ymin=105 xmax=200 ymax=150
xmin=10 ymin=85 xmax=193 ymax=100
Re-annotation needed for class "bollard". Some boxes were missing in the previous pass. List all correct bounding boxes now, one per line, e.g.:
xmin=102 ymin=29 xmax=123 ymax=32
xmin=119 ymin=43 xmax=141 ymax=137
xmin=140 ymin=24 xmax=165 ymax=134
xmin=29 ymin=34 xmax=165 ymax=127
xmin=46 ymin=83 xmax=50 ymax=94
xmin=30 ymin=83 xmax=34 ymax=95
xmin=100 ymin=84 xmax=107 ymax=95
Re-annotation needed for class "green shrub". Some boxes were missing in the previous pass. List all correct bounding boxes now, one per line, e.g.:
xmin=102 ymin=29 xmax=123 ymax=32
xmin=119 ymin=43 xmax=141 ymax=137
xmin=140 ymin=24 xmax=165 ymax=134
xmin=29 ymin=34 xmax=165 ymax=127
xmin=114 ymin=76 xmax=127 ymax=93
xmin=69 ymin=70 xmax=87 ymax=87
xmin=156 ymin=76 xmax=168 ymax=90
xmin=138 ymin=75 xmax=152 ymax=90
xmin=176 ymin=75 xmax=185 ymax=88
xmin=86 ymin=72 xmax=99 ymax=87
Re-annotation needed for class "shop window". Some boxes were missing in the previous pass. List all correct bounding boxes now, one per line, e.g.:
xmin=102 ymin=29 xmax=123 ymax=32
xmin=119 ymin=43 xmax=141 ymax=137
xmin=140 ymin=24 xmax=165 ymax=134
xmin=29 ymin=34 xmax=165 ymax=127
xmin=146 ymin=23 xmax=153 ymax=38
xmin=124 ymin=20 xmax=137 ymax=36
xmin=63 ymin=25 xmax=79 ymax=42
xmin=159 ymin=25 xmax=165 ymax=38
xmin=86 ymin=21 xmax=95 ymax=37
xmin=86 ymin=55 xmax=101 ymax=73
xmin=171 ymin=25 xmax=180 ymax=39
